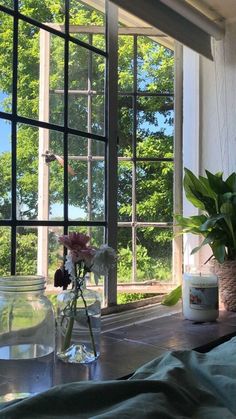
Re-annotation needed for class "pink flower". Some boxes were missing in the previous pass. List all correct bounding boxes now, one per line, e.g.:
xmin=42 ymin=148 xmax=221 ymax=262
xmin=70 ymin=248 xmax=96 ymax=265
xmin=59 ymin=233 xmax=90 ymax=251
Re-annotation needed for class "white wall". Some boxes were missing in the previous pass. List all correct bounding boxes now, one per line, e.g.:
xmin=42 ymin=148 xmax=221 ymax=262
xmin=200 ymin=20 xmax=236 ymax=175
xmin=182 ymin=20 xmax=236 ymax=266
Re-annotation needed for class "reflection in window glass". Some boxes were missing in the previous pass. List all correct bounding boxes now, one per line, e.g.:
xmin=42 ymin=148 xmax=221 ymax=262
xmin=68 ymin=135 xmax=105 ymax=222
xmin=18 ymin=0 xmax=65 ymax=29
xmin=16 ymin=125 xmax=64 ymax=221
xmin=0 ymin=119 xmax=11 ymax=219
xmin=68 ymin=43 xmax=105 ymax=135
xmin=69 ymin=0 xmax=106 ymax=51
xmin=0 ymin=11 xmax=13 ymax=113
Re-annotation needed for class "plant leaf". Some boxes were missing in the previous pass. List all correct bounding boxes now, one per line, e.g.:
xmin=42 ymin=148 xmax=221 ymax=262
xmin=161 ymin=285 xmax=182 ymax=306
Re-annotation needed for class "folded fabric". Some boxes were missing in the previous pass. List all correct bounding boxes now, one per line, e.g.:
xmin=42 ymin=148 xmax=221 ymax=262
xmin=0 ymin=337 xmax=236 ymax=419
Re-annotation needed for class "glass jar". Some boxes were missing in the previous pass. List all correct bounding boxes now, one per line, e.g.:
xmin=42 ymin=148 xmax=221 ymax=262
xmin=0 ymin=276 xmax=55 ymax=402
xmin=56 ymin=284 xmax=101 ymax=364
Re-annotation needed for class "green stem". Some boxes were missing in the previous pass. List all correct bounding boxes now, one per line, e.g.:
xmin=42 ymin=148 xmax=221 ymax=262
xmin=79 ymin=287 xmax=97 ymax=358
xmin=61 ymin=295 xmax=77 ymax=352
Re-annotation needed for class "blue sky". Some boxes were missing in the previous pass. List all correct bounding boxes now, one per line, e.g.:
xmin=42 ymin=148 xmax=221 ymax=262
xmin=0 ymin=92 xmax=11 ymax=153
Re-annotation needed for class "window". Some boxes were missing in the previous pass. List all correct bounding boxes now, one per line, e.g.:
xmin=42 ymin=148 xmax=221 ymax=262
xmin=0 ymin=1 xmax=176 ymax=308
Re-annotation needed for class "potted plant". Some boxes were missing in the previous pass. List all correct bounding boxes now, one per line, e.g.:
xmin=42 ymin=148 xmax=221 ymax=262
xmin=175 ymin=168 xmax=236 ymax=311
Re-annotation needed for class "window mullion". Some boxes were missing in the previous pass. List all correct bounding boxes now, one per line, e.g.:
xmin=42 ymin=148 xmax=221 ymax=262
xmin=105 ymin=1 xmax=118 ymax=306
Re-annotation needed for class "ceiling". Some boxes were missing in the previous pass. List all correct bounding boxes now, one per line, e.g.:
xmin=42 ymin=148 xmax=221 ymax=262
xmin=196 ymin=0 xmax=236 ymax=20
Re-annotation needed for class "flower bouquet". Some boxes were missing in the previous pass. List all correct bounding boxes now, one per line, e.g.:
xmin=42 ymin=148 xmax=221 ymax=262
xmin=55 ymin=232 xmax=116 ymax=364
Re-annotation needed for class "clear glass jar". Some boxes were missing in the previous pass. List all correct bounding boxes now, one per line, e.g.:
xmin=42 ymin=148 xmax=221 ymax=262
xmin=56 ymin=284 xmax=101 ymax=364
xmin=0 ymin=276 xmax=55 ymax=402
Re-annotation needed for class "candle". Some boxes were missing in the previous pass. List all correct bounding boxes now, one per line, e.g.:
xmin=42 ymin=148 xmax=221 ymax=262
xmin=182 ymin=270 xmax=219 ymax=322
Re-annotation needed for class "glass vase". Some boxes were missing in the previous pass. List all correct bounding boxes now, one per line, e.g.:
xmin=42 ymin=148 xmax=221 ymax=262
xmin=56 ymin=284 xmax=101 ymax=364
xmin=0 ymin=276 xmax=55 ymax=402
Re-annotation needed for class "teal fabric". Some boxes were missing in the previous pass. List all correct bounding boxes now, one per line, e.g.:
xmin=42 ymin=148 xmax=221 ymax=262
xmin=1 ymin=337 xmax=236 ymax=418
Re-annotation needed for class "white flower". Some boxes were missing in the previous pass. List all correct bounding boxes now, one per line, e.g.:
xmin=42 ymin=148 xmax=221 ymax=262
xmin=91 ymin=245 xmax=116 ymax=285
xmin=65 ymin=254 xmax=75 ymax=278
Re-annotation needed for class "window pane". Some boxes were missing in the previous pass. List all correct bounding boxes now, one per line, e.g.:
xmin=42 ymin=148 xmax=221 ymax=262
xmin=136 ymin=161 xmax=173 ymax=222
xmin=69 ymin=0 xmax=106 ymax=51
xmin=117 ymin=227 xmax=132 ymax=283
xmin=137 ymin=96 xmax=174 ymax=158
xmin=118 ymin=161 xmax=132 ymax=222
xmin=0 ymin=11 xmax=13 ymax=113
xmin=18 ymin=24 xmax=65 ymax=125
xmin=68 ymin=135 xmax=105 ymax=221
xmin=18 ymin=1 xmax=65 ymax=30
xmin=16 ymin=226 xmax=65 ymax=283
xmin=0 ymin=227 xmax=11 ymax=275
xmin=16 ymin=124 xmax=64 ymax=221
xmin=137 ymin=37 xmax=174 ymax=93
xmin=118 ymin=96 xmax=133 ymax=157
xmin=16 ymin=227 xmax=38 ymax=275
xmin=0 ymin=1 xmax=13 ymax=9
xmin=137 ymin=227 xmax=172 ymax=282
xmin=68 ymin=43 xmax=105 ymax=135
xmin=118 ymin=35 xmax=133 ymax=92
xmin=0 ymin=118 xmax=11 ymax=219
xmin=49 ymin=35 xmax=65 ymax=126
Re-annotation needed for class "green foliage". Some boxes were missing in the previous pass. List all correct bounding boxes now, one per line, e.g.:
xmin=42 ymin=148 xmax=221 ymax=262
xmin=161 ymin=285 xmax=181 ymax=306
xmin=176 ymin=168 xmax=236 ymax=263
xmin=117 ymin=292 xmax=158 ymax=304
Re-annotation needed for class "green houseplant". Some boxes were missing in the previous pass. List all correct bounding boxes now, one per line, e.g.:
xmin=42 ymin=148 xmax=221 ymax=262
xmin=175 ymin=168 xmax=236 ymax=311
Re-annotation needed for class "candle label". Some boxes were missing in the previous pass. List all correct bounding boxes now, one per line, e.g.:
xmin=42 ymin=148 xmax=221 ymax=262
xmin=189 ymin=286 xmax=218 ymax=310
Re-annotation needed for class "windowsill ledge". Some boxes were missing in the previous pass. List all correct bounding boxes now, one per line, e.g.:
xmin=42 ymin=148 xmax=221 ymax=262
xmin=54 ymin=303 xmax=236 ymax=384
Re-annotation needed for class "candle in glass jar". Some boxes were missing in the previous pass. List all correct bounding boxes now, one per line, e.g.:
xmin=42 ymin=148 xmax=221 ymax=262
xmin=182 ymin=272 xmax=219 ymax=322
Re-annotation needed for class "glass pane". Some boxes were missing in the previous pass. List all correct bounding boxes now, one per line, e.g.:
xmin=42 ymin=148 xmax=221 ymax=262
xmin=136 ymin=161 xmax=173 ymax=222
xmin=0 ymin=227 xmax=11 ymax=275
xmin=68 ymin=43 xmax=105 ymax=135
xmin=0 ymin=1 xmax=13 ymax=9
xmin=118 ymin=161 xmax=132 ymax=222
xmin=0 ymin=11 xmax=13 ymax=113
xmin=117 ymin=227 xmax=132 ymax=284
xmin=69 ymin=0 xmax=106 ymax=51
xmin=137 ymin=227 xmax=172 ymax=282
xmin=68 ymin=135 xmax=105 ymax=221
xmin=16 ymin=227 xmax=38 ymax=275
xmin=0 ymin=119 xmax=11 ymax=219
xmin=137 ymin=36 xmax=174 ymax=93
xmin=18 ymin=24 xmax=65 ymax=124
xmin=137 ymin=96 xmax=174 ymax=158
xmin=18 ymin=1 xmax=65 ymax=30
xmin=118 ymin=96 xmax=133 ymax=157
xmin=118 ymin=35 xmax=133 ymax=92
xmin=47 ymin=226 xmax=64 ymax=284
xmin=16 ymin=125 xmax=64 ymax=221
xmin=49 ymin=35 xmax=65 ymax=126
xmin=17 ymin=22 xmax=40 ymax=120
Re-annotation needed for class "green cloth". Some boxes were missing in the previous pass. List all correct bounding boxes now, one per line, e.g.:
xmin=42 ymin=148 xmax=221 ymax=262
xmin=1 ymin=337 xmax=236 ymax=418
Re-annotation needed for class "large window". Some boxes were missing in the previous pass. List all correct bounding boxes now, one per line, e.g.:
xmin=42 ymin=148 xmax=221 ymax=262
xmin=0 ymin=1 xmax=175 ymax=307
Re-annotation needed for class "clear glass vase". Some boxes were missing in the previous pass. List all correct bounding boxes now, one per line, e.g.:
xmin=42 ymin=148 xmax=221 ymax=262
xmin=0 ymin=276 xmax=55 ymax=402
xmin=56 ymin=284 xmax=101 ymax=364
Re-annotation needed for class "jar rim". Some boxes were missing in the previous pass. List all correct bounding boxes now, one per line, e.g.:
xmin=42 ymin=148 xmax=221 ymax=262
xmin=0 ymin=276 xmax=46 ymax=292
